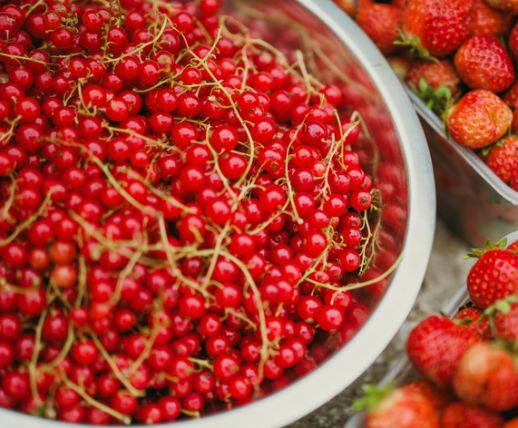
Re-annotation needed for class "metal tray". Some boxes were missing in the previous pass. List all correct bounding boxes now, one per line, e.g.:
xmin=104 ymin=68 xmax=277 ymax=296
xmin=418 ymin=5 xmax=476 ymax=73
xmin=345 ymin=230 xmax=518 ymax=428
xmin=408 ymin=91 xmax=518 ymax=246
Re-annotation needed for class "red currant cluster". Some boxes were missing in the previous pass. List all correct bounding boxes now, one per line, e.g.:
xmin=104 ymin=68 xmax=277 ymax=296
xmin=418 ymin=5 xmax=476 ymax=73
xmin=0 ymin=0 xmax=380 ymax=424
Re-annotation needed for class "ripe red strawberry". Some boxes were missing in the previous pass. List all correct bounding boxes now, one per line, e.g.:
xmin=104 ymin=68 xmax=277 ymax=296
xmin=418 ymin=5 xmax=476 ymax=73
xmin=441 ymin=402 xmax=504 ymax=428
xmin=407 ymin=315 xmax=480 ymax=388
xmin=359 ymin=384 xmax=440 ymax=428
xmin=454 ymin=35 xmax=514 ymax=93
xmin=400 ymin=0 xmax=473 ymax=58
xmin=509 ymin=241 xmax=518 ymax=253
xmin=453 ymin=307 xmax=491 ymax=340
xmin=405 ymin=380 xmax=451 ymax=411
xmin=489 ymin=298 xmax=518 ymax=342
xmin=471 ymin=0 xmax=511 ymax=37
xmin=406 ymin=60 xmax=460 ymax=96
xmin=503 ymin=82 xmax=518 ymax=108
xmin=356 ymin=2 xmax=401 ymax=54
xmin=502 ymin=84 xmax=518 ymax=133
xmin=509 ymin=22 xmax=518 ymax=61
xmin=486 ymin=0 xmax=518 ymax=14
xmin=467 ymin=249 xmax=518 ymax=309
xmin=446 ymin=90 xmax=512 ymax=149
xmin=486 ymin=136 xmax=518 ymax=191
xmin=453 ymin=342 xmax=518 ymax=411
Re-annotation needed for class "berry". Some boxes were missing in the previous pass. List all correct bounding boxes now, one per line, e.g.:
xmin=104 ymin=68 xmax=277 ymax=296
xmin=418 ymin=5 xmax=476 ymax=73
xmin=453 ymin=342 xmax=518 ymax=411
xmin=356 ymin=3 xmax=401 ymax=55
xmin=401 ymin=0 xmax=473 ymax=58
xmin=441 ymin=402 xmax=503 ymax=428
xmin=447 ymin=90 xmax=512 ymax=149
xmin=454 ymin=35 xmax=514 ymax=93
xmin=406 ymin=60 xmax=460 ymax=97
xmin=361 ymin=384 xmax=440 ymax=428
xmin=407 ymin=315 xmax=479 ymax=388
xmin=467 ymin=248 xmax=518 ymax=308
xmin=486 ymin=136 xmax=518 ymax=191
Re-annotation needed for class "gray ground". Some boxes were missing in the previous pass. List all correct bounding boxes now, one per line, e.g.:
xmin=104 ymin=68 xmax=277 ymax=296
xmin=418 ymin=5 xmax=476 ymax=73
xmin=288 ymin=220 xmax=472 ymax=428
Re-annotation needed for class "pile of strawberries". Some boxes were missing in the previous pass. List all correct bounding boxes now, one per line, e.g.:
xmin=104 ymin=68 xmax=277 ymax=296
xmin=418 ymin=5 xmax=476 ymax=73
xmin=358 ymin=240 xmax=518 ymax=427
xmin=337 ymin=0 xmax=518 ymax=191
xmin=0 ymin=0 xmax=385 ymax=424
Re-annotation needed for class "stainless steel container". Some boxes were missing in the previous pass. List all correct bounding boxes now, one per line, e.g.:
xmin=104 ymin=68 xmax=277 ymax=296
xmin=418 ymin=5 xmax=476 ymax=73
xmin=345 ymin=230 xmax=518 ymax=428
xmin=0 ymin=1 xmax=435 ymax=427
xmin=409 ymin=92 xmax=518 ymax=246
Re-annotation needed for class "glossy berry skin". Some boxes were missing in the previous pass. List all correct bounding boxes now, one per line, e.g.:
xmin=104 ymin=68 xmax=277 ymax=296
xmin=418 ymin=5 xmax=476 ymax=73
xmin=486 ymin=136 xmax=518 ymax=191
xmin=401 ymin=0 xmax=473 ymax=58
xmin=470 ymin=0 xmax=511 ymax=38
xmin=454 ymin=35 xmax=514 ymax=93
xmin=356 ymin=3 xmax=401 ymax=55
xmin=407 ymin=315 xmax=479 ymax=388
xmin=467 ymin=249 xmax=518 ymax=308
xmin=364 ymin=384 xmax=440 ymax=428
xmin=441 ymin=402 xmax=503 ymax=428
xmin=406 ymin=60 xmax=460 ymax=96
xmin=493 ymin=301 xmax=518 ymax=342
xmin=447 ymin=90 xmax=512 ymax=149
xmin=453 ymin=343 xmax=518 ymax=412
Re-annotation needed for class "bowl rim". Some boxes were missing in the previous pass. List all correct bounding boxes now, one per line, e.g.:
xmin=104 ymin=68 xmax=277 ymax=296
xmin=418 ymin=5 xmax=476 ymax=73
xmin=0 ymin=1 xmax=436 ymax=427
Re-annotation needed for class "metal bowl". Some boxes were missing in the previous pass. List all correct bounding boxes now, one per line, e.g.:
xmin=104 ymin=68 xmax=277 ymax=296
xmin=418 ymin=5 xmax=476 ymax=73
xmin=0 ymin=1 xmax=435 ymax=427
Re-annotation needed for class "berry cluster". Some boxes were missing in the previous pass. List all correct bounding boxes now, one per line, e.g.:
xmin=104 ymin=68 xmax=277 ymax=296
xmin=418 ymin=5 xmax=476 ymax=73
xmin=342 ymin=0 xmax=518 ymax=191
xmin=358 ymin=241 xmax=518 ymax=428
xmin=0 ymin=0 xmax=383 ymax=424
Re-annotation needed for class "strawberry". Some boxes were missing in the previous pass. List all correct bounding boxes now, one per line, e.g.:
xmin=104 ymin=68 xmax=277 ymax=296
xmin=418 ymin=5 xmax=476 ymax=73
xmin=400 ymin=0 xmax=473 ymax=58
xmin=406 ymin=60 xmax=459 ymax=115
xmin=404 ymin=380 xmax=451 ymax=411
xmin=454 ymin=35 xmax=514 ymax=93
xmin=509 ymin=241 xmax=518 ymax=252
xmin=356 ymin=2 xmax=402 ymax=54
xmin=452 ymin=342 xmax=518 ymax=411
xmin=446 ymin=90 xmax=512 ymax=149
xmin=454 ymin=307 xmax=491 ymax=340
xmin=503 ymin=82 xmax=518 ymax=109
xmin=504 ymin=419 xmax=518 ymax=428
xmin=486 ymin=136 xmax=518 ymax=191
xmin=487 ymin=297 xmax=518 ymax=342
xmin=502 ymin=84 xmax=518 ymax=133
xmin=471 ymin=0 xmax=511 ymax=37
xmin=509 ymin=22 xmax=518 ymax=61
xmin=357 ymin=384 xmax=440 ymax=428
xmin=467 ymin=248 xmax=518 ymax=308
xmin=441 ymin=402 xmax=504 ymax=428
xmin=406 ymin=60 xmax=460 ymax=96
xmin=334 ymin=0 xmax=357 ymax=16
xmin=486 ymin=0 xmax=518 ymax=14
xmin=407 ymin=315 xmax=480 ymax=388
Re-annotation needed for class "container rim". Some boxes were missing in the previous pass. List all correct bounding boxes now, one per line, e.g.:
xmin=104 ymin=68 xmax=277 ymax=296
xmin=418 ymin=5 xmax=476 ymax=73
xmin=0 ymin=1 xmax=436 ymax=427
xmin=409 ymin=91 xmax=518 ymax=205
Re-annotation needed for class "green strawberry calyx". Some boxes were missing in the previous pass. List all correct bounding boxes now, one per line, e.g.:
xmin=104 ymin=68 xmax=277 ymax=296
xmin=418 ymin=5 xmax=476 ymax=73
xmin=484 ymin=294 xmax=518 ymax=318
xmin=352 ymin=383 xmax=394 ymax=412
xmin=465 ymin=239 xmax=508 ymax=259
xmin=411 ymin=78 xmax=453 ymax=118
xmin=394 ymin=30 xmax=437 ymax=62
